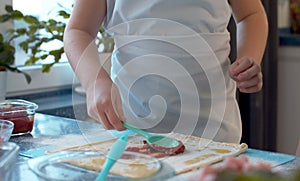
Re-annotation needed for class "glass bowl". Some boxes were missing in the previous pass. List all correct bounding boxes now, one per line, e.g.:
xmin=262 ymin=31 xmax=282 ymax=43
xmin=28 ymin=150 xmax=175 ymax=181
xmin=0 ymin=99 xmax=38 ymax=134
xmin=0 ymin=120 xmax=14 ymax=142
xmin=0 ymin=142 xmax=20 ymax=181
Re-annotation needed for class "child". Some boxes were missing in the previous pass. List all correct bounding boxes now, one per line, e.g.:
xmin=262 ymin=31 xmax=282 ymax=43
xmin=63 ymin=0 xmax=268 ymax=143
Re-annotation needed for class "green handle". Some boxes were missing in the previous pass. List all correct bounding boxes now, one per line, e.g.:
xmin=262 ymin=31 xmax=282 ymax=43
xmin=95 ymin=158 xmax=114 ymax=181
xmin=94 ymin=135 xmax=128 ymax=181
xmin=122 ymin=122 xmax=151 ymax=139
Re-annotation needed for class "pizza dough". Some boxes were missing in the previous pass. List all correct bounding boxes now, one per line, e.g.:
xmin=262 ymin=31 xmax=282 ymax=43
xmin=48 ymin=133 xmax=248 ymax=175
xmin=64 ymin=153 xmax=161 ymax=178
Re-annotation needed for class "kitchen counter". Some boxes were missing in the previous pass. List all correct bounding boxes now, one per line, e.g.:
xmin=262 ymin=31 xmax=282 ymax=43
xmin=9 ymin=113 xmax=299 ymax=181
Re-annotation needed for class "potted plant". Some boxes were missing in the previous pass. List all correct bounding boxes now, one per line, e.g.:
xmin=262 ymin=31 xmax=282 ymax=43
xmin=0 ymin=32 xmax=31 ymax=82
xmin=0 ymin=4 xmax=67 ymax=73
xmin=0 ymin=5 xmax=114 ymax=99
xmin=1 ymin=4 xmax=114 ymax=71
xmin=0 ymin=31 xmax=31 ymax=100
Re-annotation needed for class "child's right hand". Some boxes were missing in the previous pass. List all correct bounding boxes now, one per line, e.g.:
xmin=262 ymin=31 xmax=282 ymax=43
xmin=85 ymin=77 xmax=126 ymax=131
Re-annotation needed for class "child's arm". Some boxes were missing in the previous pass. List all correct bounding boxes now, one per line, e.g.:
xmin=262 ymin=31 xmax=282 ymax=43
xmin=64 ymin=0 xmax=125 ymax=130
xmin=229 ymin=0 xmax=268 ymax=93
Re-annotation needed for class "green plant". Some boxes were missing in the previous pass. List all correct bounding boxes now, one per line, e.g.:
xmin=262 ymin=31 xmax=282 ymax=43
xmin=0 ymin=32 xmax=31 ymax=83
xmin=0 ymin=4 xmax=114 ymax=82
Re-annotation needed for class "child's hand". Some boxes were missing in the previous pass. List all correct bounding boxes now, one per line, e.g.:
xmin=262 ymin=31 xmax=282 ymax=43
xmin=85 ymin=78 xmax=126 ymax=131
xmin=229 ymin=56 xmax=263 ymax=93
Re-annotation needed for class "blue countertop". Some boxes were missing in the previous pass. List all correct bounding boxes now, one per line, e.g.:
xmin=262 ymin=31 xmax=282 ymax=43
xmin=8 ymin=113 xmax=300 ymax=181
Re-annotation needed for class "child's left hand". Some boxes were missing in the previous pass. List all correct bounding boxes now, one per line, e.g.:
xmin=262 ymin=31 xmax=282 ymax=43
xmin=229 ymin=56 xmax=263 ymax=93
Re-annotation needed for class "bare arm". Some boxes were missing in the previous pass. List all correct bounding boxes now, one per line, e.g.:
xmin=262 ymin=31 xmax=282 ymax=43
xmin=64 ymin=0 xmax=107 ymax=89
xmin=229 ymin=0 xmax=268 ymax=93
xmin=64 ymin=0 xmax=125 ymax=130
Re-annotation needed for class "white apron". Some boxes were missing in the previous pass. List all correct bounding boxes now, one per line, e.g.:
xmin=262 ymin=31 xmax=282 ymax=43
xmin=103 ymin=0 xmax=242 ymax=143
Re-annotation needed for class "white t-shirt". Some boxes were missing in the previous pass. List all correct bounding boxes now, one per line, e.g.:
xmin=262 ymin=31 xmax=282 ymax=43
xmin=103 ymin=0 xmax=242 ymax=143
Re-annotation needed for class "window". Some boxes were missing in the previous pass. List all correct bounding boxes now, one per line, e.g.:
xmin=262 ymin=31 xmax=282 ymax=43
xmin=13 ymin=0 xmax=73 ymax=66
xmin=3 ymin=0 xmax=77 ymax=96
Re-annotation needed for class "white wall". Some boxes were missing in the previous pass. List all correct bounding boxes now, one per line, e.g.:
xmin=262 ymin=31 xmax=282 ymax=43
xmin=6 ymin=53 xmax=111 ymax=96
xmin=277 ymin=46 xmax=300 ymax=155
xmin=0 ymin=0 xmax=12 ymax=14
xmin=278 ymin=0 xmax=290 ymax=28
xmin=6 ymin=63 xmax=77 ymax=96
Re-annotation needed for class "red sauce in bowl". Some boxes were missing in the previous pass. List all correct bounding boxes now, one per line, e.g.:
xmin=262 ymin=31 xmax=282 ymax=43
xmin=0 ymin=100 xmax=38 ymax=134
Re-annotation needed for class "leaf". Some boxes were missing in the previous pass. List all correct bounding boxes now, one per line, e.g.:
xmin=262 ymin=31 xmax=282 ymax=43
xmin=25 ymin=56 xmax=39 ymax=66
xmin=5 ymin=5 xmax=13 ymax=13
xmin=24 ymin=36 xmax=39 ymax=44
xmin=49 ymin=48 xmax=64 ymax=61
xmin=3 ymin=43 xmax=15 ymax=52
xmin=0 ymin=14 xmax=11 ymax=22
xmin=41 ymin=37 xmax=51 ymax=43
xmin=29 ymin=46 xmax=36 ymax=54
xmin=28 ymin=25 xmax=38 ymax=34
xmin=42 ymin=63 xmax=54 ymax=73
xmin=23 ymin=72 xmax=32 ymax=83
xmin=48 ymin=19 xmax=57 ymax=25
xmin=23 ymin=15 xmax=39 ymax=24
xmin=11 ymin=10 xmax=23 ymax=20
xmin=3 ymin=65 xmax=31 ymax=84
xmin=0 ymin=51 xmax=14 ymax=65
xmin=0 ymin=43 xmax=15 ymax=65
xmin=19 ymin=42 xmax=29 ymax=52
xmin=16 ymin=28 xmax=27 ymax=35
xmin=58 ymin=10 xmax=70 ymax=19
xmin=40 ymin=54 xmax=48 ymax=60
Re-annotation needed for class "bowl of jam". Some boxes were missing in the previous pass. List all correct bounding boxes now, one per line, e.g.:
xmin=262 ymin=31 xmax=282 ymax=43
xmin=0 ymin=99 xmax=38 ymax=135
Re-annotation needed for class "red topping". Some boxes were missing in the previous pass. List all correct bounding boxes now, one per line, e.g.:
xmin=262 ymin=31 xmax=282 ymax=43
xmin=126 ymin=140 xmax=185 ymax=158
